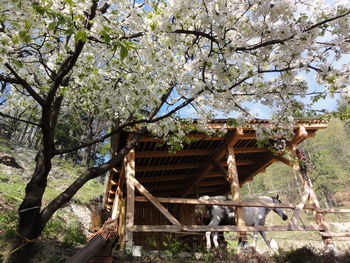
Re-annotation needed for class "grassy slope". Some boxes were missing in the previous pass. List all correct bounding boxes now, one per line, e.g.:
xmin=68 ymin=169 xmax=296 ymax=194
xmin=0 ymin=138 xmax=104 ymax=262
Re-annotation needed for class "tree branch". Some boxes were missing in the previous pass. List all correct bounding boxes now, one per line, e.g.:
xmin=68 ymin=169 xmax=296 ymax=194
xmin=39 ymin=130 xmax=145 ymax=227
xmin=47 ymin=0 xmax=99 ymax=106
xmin=53 ymin=84 xmax=177 ymax=155
xmin=0 ymin=111 xmax=41 ymax=127
xmin=303 ymin=10 xmax=350 ymax=33
xmin=4 ymin=63 xmax=45 ymax=106
xmin=235 ymin=9 xmax=350 ymax=52
xmin=172 ymin=29 xmax=218 ymax=43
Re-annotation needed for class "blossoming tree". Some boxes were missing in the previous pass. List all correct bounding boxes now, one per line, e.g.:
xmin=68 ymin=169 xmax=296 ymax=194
xmin=0 ymin=0 xmax=349 ymax=261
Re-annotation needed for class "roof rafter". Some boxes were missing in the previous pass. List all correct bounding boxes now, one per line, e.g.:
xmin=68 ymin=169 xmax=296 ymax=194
xmin=181 ymin=128 xmax=244 ymax=197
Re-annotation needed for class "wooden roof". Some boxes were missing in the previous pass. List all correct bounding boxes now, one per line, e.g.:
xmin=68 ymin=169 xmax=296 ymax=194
xmin=104 ymin=119 xmax=327 ymax=209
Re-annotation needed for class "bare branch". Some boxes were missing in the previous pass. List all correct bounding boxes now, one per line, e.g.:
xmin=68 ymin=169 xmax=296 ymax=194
xmin=39 ymin=130 xmax=145 ymax=226
xmin=4 ymin=63 xmax=45 ymax=106
xmin=0 ymin=111 xmax=41 ymax=127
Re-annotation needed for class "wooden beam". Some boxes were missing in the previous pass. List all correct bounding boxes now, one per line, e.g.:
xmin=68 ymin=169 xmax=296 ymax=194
xmin=138 ymin=172 xmax=225 ymax=183
xmin=317 ymin=208 xmax=350 ymax=213
xmin=134 ymin=196 xmax=318 ymax=210
xmin=145 ymin=183 xmax=184 ymax=191
xmin=240 ymin=153 xmax=275 ymax=184
xmin=181 ymin=129 xmax=243 ymax=197
xmin=227 ymin=143 xmax=247 ymax=245
xmin=126 ymin=175 xmax=183 ymax=228
xmin=136 ymin=160 xmax=254 ymax=172
xmin=218 ymin=160 xmax=256 ymax=166
xmin=292 ymin=148 xmax=334 ymax=247
xmin=273 ymin=156 xmax=297 ymax=169
xmin=136 ymin=149 xmax=213 ymax=158
xmin=199 ymin=180 xmax=227 ymax=187
xmin=139 ymin=134 xmax=224 ymax=142
xmin=136 ymin=163 xmax=204 ymax=172
xmin=132 ymin=224 xmax=325 ymax=232
xmin=320 ymin=232 xmax=350 ymax=237
xmin=125 ymin=149 xmax=135 ymax=250
xmin=111 ymin=186 xmax=121 ymax=220
xmin=234 ymin=147 xmax=268 ymax=153
xmin=139 ymin=174 xmax=194 ymax=183
xmin=290 ymin=125 xmax=308 ymax=147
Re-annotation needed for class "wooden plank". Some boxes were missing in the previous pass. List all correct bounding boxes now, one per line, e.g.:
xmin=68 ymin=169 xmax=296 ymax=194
xmin=138 ymin=172 xmax=223 ymax=183
xmin=125 ymin=149 xmax=135 ymax=250
xmin=234 ymin=147 xmax=268 ymax=153
xmin=319 ymin=232 xmax=350 ymax=237
xmin=199 ymin=180 xmax=227 ymax=187
xmin=139 ymin=134 xmax=224 ymax=142
xmin=182 ymin=130 xmax=243 ymax=197
xmin=292 ymin=148 xmax=334 ymax=246
xmin=227 ymin=144 xmax=246 ymax=244
xmin=290 ymin=125 xmax=308 ymax=147
xmin=218 ymin=160 xmax=256 ymax=166
xmin=317 ymin=208 xmax=350 ymax=214
xmin=111 ymin=186 xmax=121 ymax=220
xmin=132 ymin=225 xmax=180 ymax=232
xmin=290 ymin=190 xmax=310 ymax=225
xmin=146 ymin=183 xmax=184 ymax=191
xmin=118 ymin=199 xmax=126 ymax=249
xmin=183 ymin=225 xmax=325 ymax=232
xmin=127 ymin=175 xmax=183 ymax=228
xmin=240 ymin=153 xmax=275 ymax=183
xmin=139 ymin=174 xmax=194 ymax=183
xmin=273 ymin=156 xmax=298 ymax=169
xmin=136 ymin=163 xmax=204 ymax=172
xmin=137 ymin=160 xmax=253 ymax=172
xmin=103 ymin=171 xmax=113 ymax=208
xmin=131 ymin=224 xmax=324 ymax=232
xmin=134 ymin=196 xmax=317 ymax=210
xmin=136 ymin=149 xmax=213 ymax=158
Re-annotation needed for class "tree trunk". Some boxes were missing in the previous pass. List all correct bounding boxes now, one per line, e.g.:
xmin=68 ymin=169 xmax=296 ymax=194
xmin=18 ymin=121 xmax=29 ymax=145
xmin=4 ymin=151 xmax=51 ymax=263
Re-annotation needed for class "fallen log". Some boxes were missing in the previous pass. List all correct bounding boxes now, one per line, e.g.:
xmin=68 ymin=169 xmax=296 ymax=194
xmin=66 ymin=218 xmax=118 ymax=263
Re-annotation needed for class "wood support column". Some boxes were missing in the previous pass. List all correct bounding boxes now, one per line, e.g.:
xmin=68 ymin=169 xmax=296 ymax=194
xmin=125 ymin=149 xmax=135 ymax=251
xmin=291 ymin=147 xmax=334 ymax=247
xmin=227 ymin=143 xmax=247 ymax=246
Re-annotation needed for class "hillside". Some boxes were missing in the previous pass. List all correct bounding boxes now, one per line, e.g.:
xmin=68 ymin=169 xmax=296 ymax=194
xmin=0 ymin=138 xmax=105 ymax=262
xmin=1 ymin=120 xmax=350 ymax=262
xmin=242 ymin=120 xmax=350 ymax=207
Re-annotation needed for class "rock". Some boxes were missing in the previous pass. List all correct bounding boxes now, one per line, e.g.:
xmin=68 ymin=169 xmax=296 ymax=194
xmin=0 ymin=154 xmax=22 ymax=169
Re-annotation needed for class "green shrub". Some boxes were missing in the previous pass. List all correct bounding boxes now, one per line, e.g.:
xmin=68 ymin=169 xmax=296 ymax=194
xmin=0 ymin=210 xmax=17 ymax=242
xmin=62 ymin=222 xmax=86 ymax=248
xmin=42 ymin=217 xmax=65 ymax=239
xmin=274 ymin=246 xmax=345 ymax=263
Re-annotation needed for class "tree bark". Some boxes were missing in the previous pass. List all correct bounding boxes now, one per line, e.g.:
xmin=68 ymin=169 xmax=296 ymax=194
xmin=4 ymin=150 xmax=51 ymax=263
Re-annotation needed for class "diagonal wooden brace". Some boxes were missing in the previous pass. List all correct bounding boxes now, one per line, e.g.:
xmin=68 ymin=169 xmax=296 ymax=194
xmin=126 ymin=175 xmax=183 ymax=229
xmin=290 ymin=190 xmax=310 ymax=226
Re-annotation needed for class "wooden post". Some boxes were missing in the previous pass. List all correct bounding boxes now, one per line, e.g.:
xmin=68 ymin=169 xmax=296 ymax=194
xmin=227 ymin=140 xmax=247 ymax=248
xmin=292 ymin=146 xmax=334 ymax=248
xmin=125 ymin=149 xmax=135 ymax=252
xmin=111 ymin=186 xmax=122 ymax=220
xmin=118 ymin=199 xmax=126 ymax=250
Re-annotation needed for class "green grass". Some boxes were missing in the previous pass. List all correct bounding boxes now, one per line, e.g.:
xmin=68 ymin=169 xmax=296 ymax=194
xmin=0 ymin=139 xmax=103 ymax=255
xmin=0 ymin=146 xmax=104 ymax=207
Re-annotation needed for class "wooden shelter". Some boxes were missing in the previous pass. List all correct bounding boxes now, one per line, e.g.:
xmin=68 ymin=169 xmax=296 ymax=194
xmin=102 ymin=119 xmax=342 ymax=252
